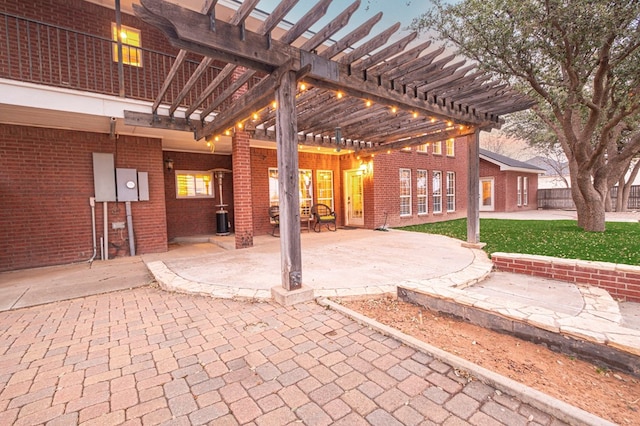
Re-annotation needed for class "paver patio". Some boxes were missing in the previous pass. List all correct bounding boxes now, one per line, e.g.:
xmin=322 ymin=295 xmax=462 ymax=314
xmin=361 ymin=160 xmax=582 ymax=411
xmin=0 ymin=287 xmax=570 ymax=425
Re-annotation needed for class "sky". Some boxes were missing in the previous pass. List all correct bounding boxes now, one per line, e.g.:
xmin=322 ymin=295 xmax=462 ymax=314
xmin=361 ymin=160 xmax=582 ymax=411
xmin=254 ymin=0 xmax=431 ymax=45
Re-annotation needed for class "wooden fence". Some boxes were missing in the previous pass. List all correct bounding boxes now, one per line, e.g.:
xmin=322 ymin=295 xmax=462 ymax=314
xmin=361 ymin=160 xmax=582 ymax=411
xmin=537 ymin=186 xmax=640 ymax=210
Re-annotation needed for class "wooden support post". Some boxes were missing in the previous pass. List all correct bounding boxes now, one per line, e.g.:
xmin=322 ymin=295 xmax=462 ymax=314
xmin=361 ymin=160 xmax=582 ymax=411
xmin=467 ymin=129 xmax=481 ymax=245
xmin=276 ymin=70 xmax=302 ymax=291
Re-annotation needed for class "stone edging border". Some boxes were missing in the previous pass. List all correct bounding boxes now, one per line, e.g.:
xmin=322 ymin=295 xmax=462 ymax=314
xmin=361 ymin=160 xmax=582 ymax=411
xmin=318 ymin=298 xmax=615 ymax=426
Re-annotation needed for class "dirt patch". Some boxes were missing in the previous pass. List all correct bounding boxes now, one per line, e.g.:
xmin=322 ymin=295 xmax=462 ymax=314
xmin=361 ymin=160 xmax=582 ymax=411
xmin=342 ymin=297 xmax=640 ymax=425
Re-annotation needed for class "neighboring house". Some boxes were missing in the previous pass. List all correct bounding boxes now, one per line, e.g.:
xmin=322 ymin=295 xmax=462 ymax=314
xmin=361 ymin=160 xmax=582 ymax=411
xmin=479 ymin=149 xmax=545 ymax=212
xmin=526 ymin=155 xmax=570 ymax=189
xmin=0 ymin=0 xmax=529 ymax=272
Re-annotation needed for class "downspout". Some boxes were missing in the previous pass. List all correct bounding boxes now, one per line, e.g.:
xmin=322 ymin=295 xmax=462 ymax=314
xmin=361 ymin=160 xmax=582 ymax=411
xmin=125 ymin=201 xmax=136 ymax=256
xmin=104 ymin=201 xmax=109 ymax=260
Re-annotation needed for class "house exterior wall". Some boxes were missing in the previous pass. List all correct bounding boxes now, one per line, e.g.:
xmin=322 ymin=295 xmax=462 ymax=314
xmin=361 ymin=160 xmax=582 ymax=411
xmin=480 ymin=160 xmax=505 ymax=211
xmin=249 ymin=148 xmax=343 ymax=236
xmin=370 ymin=139 xmax=468 ymax=229
xmin=163 ymin=151 xmax=233 ymax=240
xmin=0 ymin=0 xmax=482 ymax=270
xmin=480 ymin=159 xmax=540 ymax=212
xmin=0 ymin=124 xmax=167 ymax=272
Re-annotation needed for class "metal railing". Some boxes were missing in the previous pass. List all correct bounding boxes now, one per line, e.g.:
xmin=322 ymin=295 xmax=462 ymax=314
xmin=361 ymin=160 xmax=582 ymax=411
xmin=0 ymin=12 xmax=227 ymax=108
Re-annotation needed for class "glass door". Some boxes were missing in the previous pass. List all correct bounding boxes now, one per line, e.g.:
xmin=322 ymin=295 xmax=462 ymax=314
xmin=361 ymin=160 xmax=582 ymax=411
xmin=344 ymin=170 xmax=364 ymax=226
xmin=480 ymin=178 xmax=494 ymax=211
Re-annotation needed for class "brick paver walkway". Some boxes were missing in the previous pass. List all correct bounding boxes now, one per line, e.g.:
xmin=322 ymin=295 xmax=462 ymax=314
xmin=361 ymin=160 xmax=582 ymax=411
xmin=0 ymin=287 xmax=567 ymax=425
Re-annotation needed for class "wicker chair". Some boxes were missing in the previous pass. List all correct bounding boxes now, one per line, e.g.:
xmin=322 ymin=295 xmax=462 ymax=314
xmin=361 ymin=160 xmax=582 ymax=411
xmin=268 ymin=205 xmax=279 ymax=236
xmin=311 ymin=204 xmax=337 ymax=232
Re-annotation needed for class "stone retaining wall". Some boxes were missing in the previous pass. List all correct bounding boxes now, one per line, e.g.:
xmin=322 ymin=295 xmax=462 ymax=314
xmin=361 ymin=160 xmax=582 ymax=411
xmin=491 ymin=253 xmax=640 ymax=303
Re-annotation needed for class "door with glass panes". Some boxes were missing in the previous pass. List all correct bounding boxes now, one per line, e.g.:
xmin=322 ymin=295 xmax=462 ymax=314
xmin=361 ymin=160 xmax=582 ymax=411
xmin=344 ymin=169 xmax=364 ymax=226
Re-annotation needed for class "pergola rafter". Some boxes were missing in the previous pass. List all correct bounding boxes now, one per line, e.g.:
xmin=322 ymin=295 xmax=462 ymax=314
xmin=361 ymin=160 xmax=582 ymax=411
xmin=125 ymin=0 xmax=535 ymax=293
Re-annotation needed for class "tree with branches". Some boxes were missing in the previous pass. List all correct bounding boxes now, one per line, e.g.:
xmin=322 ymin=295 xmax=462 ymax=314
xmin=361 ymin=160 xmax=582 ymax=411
xmin=413 ymin=0 xmax=640 ymax=231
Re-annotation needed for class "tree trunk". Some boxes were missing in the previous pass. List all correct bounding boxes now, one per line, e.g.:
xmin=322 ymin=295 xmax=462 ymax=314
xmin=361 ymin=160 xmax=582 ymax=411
xmin=573 ymin=172 xmax=606 ymax=232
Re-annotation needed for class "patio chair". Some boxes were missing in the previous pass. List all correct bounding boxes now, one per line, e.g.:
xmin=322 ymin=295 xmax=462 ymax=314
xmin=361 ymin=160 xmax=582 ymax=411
xmin=269 ymin=205 xmax=279 ymax=236
xmin=311 ymin=203 xmax=337 ymax=232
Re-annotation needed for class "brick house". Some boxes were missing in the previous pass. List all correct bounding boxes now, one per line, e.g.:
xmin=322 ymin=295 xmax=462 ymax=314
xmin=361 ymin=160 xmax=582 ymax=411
xmin=0 ymin=0 xmax=531 ymax=272
xmin=479 ymin=149 xmax=545 ymax=212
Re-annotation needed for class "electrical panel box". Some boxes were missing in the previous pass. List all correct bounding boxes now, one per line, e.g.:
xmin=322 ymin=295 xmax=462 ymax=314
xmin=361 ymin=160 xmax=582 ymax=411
xmin=116 ymin=168 xmax=139 ymax=202
xmin=137 ymin=172 xmax=149 ymax=201
xmin=92 ymin=153 xmax=116 ymax=202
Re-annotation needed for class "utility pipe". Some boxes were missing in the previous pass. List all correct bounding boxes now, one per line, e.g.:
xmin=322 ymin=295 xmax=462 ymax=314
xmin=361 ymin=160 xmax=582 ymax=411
xmin=88 ymin=197 xmax=97 ymax=263
xmin=103 ymin=202 xmax=109 ymax=260
xmin=125 ymin=201 xmax=136 ymax=256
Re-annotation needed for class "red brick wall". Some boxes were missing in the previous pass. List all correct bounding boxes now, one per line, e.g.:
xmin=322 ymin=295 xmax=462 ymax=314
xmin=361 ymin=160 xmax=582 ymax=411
xmin=0 ymin=124 xmax=167 ymax=272
xmin=371 ymin=138 xmax=469 ymax=229
xmin=492 ymin=253 xmax=640 ymax=303
xmin=480 ymin=160 xmax=540 ymax=212
xmin=232 ymin=131 xmax=254 ymax=248
xmin=163 ymin=151 xmax=233 ymax=240
xmin=249 ymin=147 xmax=342 ymax=235
xmin=480 ymin=160 xmax=504 ymax=211
xmin=1 ymin=0 xmax=226 ymax=102
xmin=1 ymin=0 xmax=176 ymax=52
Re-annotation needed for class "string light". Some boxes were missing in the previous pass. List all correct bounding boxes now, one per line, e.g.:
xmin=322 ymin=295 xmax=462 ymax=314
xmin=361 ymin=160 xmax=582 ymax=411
xmin=430 ymin=117 xmax=436 ymax=123
xmin=365 ymin=100 xmax=372 ymax=107
xmin=237 ymin=122 xmax=243 ymax=129
xmin=252 ymin=113 xmax=259 ymax=120
xmin=336 ymin=91 xmax=343 ymax=99
xmin=391 ymin=107 xmax=397 ymax=114
xmin=299 ymin=83 xmax=307 ymax=91
xmin=272 ymin=101 xmax=277 ymax=109
xmin=413 ymin=112 xmax=418 ymax=118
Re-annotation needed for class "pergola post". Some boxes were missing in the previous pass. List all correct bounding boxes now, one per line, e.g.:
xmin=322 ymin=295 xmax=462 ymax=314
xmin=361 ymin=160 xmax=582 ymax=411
xmin=466 ymin=129 xmax=481 ymax=246
xmin=275 ymin=69 xmax=303 ymax=291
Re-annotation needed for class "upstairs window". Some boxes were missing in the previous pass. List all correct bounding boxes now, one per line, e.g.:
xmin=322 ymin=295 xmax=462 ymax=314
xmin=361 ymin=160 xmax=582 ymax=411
xmin=432 ymin=140 xmax=442 ymax=155
xmin=446 ymin=139 xmax=455 ymax=156
xmin=112 ymin=23 xmax=142 ymax=67
xmin=417 ymin=144 xmax=428 ymax=154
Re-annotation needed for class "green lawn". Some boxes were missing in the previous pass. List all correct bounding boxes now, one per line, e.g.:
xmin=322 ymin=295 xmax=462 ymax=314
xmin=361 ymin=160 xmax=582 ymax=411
xmin=400 ymin=219 xmax=640 ymax=266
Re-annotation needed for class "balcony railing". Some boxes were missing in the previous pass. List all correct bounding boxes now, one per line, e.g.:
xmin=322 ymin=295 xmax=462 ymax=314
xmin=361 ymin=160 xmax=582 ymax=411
xmin=0 ymin=12 xmax=227 ymax=109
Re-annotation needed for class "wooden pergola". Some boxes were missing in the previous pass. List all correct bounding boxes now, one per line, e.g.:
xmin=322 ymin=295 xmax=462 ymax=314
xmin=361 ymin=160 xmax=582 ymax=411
xmin=128 ymin=0 xmax=534 ymax=293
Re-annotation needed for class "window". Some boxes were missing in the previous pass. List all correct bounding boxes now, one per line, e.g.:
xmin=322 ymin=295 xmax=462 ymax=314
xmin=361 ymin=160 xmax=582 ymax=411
xmin=432 ymin=140 xmax=442 ymax=155
xmin=316 ymin=170 xmax=334 ymax=210
xmin=523 ymin=176 xmax=529 ymax=206
xmin=112 ymin=23 xmax=142 ymax=67
xmin=446 ymin=171 xmax=456 ymax=212
xmin=299 ymin=170 xmax=313 ymax=218
xmin=269 ymin=168 xmax=314 ymax=217
xmin=446 ymin=139 xmax=455 ymax=156
xmin=417 ymin=169 xmax=428 ymax=215
xmin=433 ymin=171 xmax=442 ymax=213
xmin=400 ymin=168 xmax=412 ymax=216
xmin=517 ymin=176 xmax=523 ymax=206
xmin=417 ymin=144 xmax=428 ymax=154
xmin=175 ymin=171 xmax=213 ymax=198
